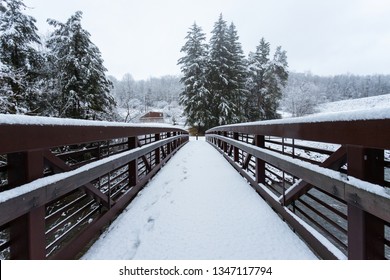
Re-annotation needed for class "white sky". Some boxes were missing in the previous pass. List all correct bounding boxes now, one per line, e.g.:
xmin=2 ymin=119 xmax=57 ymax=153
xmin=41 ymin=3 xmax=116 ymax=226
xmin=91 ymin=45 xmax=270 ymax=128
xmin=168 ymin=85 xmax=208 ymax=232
xmin=24 ymin=0 xmax=390 ymax=80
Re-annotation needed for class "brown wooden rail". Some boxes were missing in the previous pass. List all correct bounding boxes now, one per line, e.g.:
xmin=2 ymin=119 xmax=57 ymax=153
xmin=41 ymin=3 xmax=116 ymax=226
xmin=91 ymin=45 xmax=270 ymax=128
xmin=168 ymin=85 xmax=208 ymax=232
xmin=0 ymin=116 xmax=188 ymax=259
xmin=206 ymin=112 xmax=390 ymax=260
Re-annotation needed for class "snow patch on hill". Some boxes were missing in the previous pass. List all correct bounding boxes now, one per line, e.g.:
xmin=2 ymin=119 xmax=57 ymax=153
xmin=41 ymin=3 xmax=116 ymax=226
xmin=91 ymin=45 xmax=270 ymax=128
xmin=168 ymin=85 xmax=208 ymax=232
xmin=316 ymin=93 xmax=390 ymax=113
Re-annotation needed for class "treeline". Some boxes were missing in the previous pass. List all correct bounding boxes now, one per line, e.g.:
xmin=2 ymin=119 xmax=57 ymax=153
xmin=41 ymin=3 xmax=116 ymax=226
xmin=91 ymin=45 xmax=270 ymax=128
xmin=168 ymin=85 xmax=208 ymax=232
xmin=0 ymin=0 xmax=115 ymax=120
xmin=178 ymin=14 xmax=288 ymax=132
xmin=109 ymin=74 xmax=182 ymax=122
xmin=281 ymin=72 xmax=390 ymax=116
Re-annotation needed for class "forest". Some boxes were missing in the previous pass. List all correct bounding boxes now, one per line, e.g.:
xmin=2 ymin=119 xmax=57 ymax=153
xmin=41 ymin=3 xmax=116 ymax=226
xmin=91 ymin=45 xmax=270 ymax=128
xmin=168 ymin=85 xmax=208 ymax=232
xmin=110 ymin=71 xmax=390 ymax=124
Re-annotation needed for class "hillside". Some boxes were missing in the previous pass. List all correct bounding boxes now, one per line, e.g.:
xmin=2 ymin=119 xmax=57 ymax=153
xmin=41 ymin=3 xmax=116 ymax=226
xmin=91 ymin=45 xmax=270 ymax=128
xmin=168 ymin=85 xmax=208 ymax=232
xmin=315 ymin=93 xmax=390 ymax=113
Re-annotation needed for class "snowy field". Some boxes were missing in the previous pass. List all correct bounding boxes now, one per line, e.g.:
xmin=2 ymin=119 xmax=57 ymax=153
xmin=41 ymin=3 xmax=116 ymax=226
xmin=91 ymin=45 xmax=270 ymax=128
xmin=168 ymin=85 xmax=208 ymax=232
xmin=316 ymin=93 xmax=390 ymax=113
xmin=83 ymin=137 xmax=317 ymax=260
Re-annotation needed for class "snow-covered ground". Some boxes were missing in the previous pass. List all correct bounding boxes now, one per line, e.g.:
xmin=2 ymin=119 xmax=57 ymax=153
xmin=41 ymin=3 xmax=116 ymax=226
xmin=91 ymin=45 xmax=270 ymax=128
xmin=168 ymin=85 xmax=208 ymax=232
xmin=279 ymin=93 xmax=390 ymax=119
xmin=82 ymin=137 xmax=317 ymax=260
xmin=316 ymin=93 xmax=390 ymax=113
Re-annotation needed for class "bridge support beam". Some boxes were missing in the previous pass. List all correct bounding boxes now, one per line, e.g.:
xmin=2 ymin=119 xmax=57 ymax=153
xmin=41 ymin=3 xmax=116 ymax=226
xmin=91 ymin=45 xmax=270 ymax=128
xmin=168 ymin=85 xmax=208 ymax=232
xmin=8 ymin=151 xmax=45 ymax=260
xmin=233 ymin=133 xmax=239 ymax=162
xmin=347 ymin=146 xmax=385 ymax=259
xmin=223 ymin=132 xmax=228 ymax=153
xmin=167 ymin=132 xmax=172 ymax=155
xmin=155 ymin=134 xmax=161 ymax=165
xmin=255 ymin=135 xmax=265 ymax=184
xmin=128 ymin=137 xmax=138 ymax=186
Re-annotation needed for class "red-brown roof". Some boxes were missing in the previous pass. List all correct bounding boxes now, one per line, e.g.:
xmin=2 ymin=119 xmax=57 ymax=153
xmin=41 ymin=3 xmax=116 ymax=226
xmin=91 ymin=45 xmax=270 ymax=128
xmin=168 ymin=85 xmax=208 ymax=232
xmin=140 ymin=111 xmax=164 ymax=119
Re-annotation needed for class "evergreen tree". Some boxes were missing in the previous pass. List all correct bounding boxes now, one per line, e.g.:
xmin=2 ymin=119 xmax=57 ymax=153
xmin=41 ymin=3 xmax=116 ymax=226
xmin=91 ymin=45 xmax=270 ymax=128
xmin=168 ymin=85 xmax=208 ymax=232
xmin=265 ymin=46 xmax=288 ymax=119
xmin=208 ymin=14 xmax=231 ymax=127
xmin=178 ymin=15 xmax=289 ymax=127
xmin=208 ymin=14 xmax=241 ymax=126
xmin=246 ymin=38 xmax=288 ymax=120
xmin=226 ymin=22 xmax=247 ymax=122
xmin=177 ymin=22 xmax=210 ymax=132
xmin=0 ymin=60 xmax=23 ymax=112
xmin=0 ymin=0 xmax=43 ymax=114
xmin=246 ymin=38 xmax=270 ymax=120
xmin=46 ymin=11 xmax=115 ymax=119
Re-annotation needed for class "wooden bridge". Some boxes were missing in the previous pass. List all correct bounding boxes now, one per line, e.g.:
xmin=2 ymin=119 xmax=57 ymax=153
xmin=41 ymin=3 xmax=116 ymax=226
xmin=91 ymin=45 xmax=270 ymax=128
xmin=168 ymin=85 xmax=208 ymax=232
xmin=0 ymin=110 xmax=389 ymax=260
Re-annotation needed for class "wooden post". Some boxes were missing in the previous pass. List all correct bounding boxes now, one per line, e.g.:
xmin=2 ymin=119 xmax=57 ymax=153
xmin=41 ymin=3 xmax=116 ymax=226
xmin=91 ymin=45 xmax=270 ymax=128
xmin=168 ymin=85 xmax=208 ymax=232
xmin=347 ymin=145 xmax=385 ymax=259
xmin=233 ymin=132 xmax=239 ymax=163
xmin=167 ymin=132 xmax=171 ymax=155
xmin=8 ymin=151 xmax=45 ymax=259
xmin=255 ymin=135 xmax=266 ymax=184
xmin=155 ymin=133 xmax=161 ymax=165
xmin=128 ymin=137 xmax=138 ymax=186
xmin=173 ymin=132 xmax=177 ymax=150
xmin=223 ymin=132 xmax=228 ymax=153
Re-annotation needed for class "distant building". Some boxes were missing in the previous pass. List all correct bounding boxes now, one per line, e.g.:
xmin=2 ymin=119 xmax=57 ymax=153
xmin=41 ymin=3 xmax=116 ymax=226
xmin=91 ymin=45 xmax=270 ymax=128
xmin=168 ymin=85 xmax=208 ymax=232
xmin=139 ymin=111 xmax=164 ymax=123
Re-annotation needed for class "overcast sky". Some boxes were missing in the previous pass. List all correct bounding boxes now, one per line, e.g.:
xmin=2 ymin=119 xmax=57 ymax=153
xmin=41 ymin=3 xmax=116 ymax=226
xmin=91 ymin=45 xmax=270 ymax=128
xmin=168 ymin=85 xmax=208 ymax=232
xmin=24 ymin=0 xmax=390 ymax=80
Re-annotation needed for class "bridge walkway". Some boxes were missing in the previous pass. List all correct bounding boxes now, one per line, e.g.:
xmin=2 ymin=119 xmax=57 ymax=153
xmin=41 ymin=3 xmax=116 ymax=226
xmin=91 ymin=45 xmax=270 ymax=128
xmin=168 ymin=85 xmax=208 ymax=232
xmin=83 ymin=137 xmax=317 ymax=260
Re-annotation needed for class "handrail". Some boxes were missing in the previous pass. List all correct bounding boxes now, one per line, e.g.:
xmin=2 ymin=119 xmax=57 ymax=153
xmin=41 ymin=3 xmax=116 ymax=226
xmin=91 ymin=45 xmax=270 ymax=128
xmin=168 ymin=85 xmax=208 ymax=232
xmin=0 ymin=115 xmax=189 ymax=259
xmin=207 ymin=109 xmax=390 ymax=150
xmin=0 ymin=115 xmax=187 ymax=154
xmin=206 ymin=108 xmax=390 ymax=260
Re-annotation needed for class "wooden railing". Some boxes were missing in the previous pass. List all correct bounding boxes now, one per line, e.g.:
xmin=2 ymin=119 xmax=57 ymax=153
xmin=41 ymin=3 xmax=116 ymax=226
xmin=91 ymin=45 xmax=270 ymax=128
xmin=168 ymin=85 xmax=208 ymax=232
xmin=0 ymin=115 xmax=188 ymax=259
xmin=206 ymin=109 xmax=390 ymax=260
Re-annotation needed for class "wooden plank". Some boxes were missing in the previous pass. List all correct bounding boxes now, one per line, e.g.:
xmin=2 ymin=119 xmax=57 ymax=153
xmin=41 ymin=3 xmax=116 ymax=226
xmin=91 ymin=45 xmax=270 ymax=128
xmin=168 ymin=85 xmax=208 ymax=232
xmin=282 ymin=145 xmax=347 ymax=205
xmin=136 ymin=139 xmax=152 ymax=172
xmin=43 ymin=150 xmax=114 ymax=208
xmin=242 ymin=154 xmax=252 ymax=169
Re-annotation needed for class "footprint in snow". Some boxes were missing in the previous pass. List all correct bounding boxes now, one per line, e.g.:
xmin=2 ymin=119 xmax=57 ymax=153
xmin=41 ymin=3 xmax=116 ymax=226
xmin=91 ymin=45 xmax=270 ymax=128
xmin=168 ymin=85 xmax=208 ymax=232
xmin=143 ymin=199 xmax=158 ymax=211
xmin=162 ymin=188 xmax=172 ymax=197
xmin=132 ymin=237 xmax=141 ymax=249
xmin=145 ymin=216 xmax=155 ymax=231
xmin=128 ymin=232 xmax=141 ymax=259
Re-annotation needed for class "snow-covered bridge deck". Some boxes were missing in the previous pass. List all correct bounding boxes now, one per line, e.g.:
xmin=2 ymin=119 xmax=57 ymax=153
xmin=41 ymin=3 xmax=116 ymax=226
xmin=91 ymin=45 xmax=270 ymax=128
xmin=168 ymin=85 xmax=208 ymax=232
xmin=83 ymin=138 xmax=317 ymax=260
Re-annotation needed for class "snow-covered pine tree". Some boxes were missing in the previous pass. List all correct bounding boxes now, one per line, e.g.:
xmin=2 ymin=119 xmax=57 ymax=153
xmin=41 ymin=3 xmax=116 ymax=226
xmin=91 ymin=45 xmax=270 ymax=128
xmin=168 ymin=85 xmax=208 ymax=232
xmin=246 ymin=38 xmax=270 ymax=121
xmin=46 ymin=11 xmax=115 ymax=120
xmin=177 ymin=22 xmax=210 ymax=132
xmin=246 ymin=38 xmax=288 ymax=120
xmin=0 ymin=60 xmax=23 ymax=112
xmin=208 ymin=14 xmax=240 ymax=127
xmin=0 ymin=0 xmax=43 ymax=114
xmin=226 ymin=22 xmax=247 ymax=122
xmin=264 ymin=46 xmax=288 ymax=119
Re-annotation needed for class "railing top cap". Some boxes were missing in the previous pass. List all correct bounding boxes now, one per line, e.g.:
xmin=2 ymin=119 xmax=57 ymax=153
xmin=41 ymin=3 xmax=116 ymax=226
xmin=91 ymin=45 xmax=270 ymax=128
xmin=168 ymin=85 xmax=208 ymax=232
xmin=208 ymin=107 xmax=390 ymax=132
xmin=0 ymin=114 xmax=185 ymax=131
